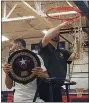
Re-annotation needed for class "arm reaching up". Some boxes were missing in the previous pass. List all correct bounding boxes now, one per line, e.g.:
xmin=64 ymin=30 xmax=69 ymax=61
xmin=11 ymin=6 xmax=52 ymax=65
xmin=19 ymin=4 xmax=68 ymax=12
xmin=42 ymin=21 xmax=71 ymax=47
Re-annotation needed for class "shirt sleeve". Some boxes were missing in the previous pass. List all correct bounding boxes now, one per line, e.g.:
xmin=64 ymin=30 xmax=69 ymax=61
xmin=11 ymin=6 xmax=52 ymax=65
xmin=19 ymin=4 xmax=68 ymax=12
xmin=64 ymin=50 xmax=72 ymax=64
xmin=37 ymin=55 xmax=46 ymax=71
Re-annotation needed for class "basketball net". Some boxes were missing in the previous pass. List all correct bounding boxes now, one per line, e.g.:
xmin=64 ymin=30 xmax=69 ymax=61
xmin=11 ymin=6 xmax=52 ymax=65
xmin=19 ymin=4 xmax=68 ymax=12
xmin=76 ymin=88 xmax=84 ymax=97
xmin=73 ymin=17 xmax=86 ymax=60
xmin=69 ymin=17 xmax=88 ymax=75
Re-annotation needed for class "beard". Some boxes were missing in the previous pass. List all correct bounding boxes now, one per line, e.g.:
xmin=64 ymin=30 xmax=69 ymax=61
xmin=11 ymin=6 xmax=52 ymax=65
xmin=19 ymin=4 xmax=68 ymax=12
xmin=51 ymin=36 xmax=59 ymax=42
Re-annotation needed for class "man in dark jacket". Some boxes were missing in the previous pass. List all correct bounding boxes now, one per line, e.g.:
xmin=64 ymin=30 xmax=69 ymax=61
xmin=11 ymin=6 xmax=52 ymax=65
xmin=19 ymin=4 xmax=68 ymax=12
xmin=38 ymin=21 xmax=80 ymax=102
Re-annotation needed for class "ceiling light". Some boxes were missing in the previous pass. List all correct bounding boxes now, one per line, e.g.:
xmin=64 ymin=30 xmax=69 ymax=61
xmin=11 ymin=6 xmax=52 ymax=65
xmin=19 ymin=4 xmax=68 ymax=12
xmin=2 ymin=36 xmax=9 ymax=41
xmin=42 ymin=29 xmax=48 ymax=35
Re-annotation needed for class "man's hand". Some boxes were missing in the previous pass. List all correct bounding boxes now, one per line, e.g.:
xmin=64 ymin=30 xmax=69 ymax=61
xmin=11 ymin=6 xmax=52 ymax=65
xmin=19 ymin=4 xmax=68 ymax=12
xmin=32 ymin=67 xmax=49 ymax=78
xmin=3 ymin=64 xmax=12 ymax=75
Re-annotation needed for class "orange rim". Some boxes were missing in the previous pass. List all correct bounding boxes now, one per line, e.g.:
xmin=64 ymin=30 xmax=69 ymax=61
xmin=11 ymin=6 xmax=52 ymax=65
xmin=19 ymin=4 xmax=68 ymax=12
xmin=46 ymin=6 xmax=82 ymax=21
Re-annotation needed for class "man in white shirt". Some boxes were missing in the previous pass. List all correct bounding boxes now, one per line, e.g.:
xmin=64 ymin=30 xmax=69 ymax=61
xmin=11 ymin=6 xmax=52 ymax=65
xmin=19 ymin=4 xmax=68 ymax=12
xmin=3 ymin=38 xmax=48 ymax=102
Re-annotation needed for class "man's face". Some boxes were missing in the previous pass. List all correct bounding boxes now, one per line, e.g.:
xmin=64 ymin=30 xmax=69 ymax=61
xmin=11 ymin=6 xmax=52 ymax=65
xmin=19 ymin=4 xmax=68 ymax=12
xmin=9 ymin=41 xmax=17 ymax=55
xmin=51 ymin=34 xmax=60 ymax=43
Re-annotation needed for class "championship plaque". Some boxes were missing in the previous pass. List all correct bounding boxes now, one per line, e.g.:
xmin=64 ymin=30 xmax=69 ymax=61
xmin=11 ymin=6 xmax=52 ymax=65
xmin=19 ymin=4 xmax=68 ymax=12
xmin=8 ymin=49 xmax=41 ymax=84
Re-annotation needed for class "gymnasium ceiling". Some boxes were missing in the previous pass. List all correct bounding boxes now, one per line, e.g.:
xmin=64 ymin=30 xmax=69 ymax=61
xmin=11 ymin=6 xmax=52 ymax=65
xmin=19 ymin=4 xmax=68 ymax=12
xmin=1 ymin=0 xmax=89 ymax=50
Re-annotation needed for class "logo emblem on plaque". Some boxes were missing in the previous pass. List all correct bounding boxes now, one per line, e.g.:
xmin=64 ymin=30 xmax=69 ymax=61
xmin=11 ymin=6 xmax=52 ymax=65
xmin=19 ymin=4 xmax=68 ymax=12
xmin=8 ymin=49 xmax=41 ymax=84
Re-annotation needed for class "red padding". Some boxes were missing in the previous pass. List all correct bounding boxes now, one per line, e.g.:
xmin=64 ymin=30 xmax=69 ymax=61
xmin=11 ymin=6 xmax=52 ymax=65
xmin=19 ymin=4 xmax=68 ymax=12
xmin=62 ymin=94 xmax=89 ymax=102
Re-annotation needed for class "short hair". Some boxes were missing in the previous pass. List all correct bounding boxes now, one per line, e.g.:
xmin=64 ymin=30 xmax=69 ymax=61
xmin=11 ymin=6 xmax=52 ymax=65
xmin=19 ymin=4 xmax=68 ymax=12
xmin=14 ymin=38 xmax=26 ymax=48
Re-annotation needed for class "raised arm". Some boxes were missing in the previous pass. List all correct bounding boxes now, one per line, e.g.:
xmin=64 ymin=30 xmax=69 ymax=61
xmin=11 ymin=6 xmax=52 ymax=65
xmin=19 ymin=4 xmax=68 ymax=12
xmin=42 ymin=21 xmax=70 ymax=47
